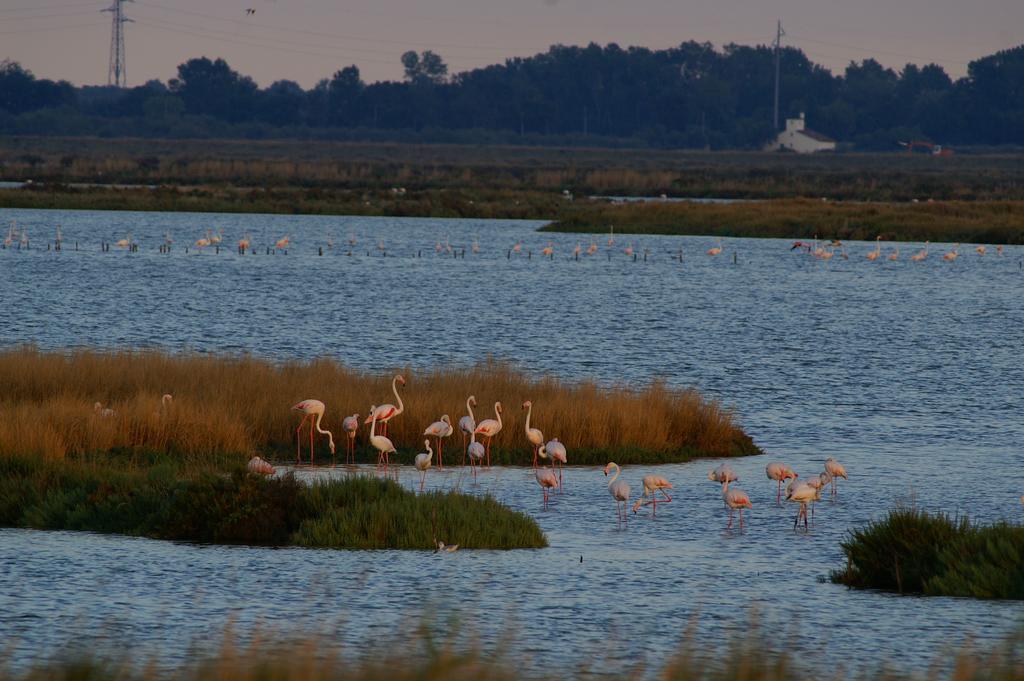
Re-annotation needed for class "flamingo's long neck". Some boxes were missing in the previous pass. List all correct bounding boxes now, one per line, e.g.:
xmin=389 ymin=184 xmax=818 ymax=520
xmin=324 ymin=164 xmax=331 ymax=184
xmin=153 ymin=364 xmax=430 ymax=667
xmin=524 ymin=403 xmax=532 ymax=433
xmin=392 ymin=377 xmax=404 ymax=414
xmin=370 ymin=411 xmax=379 ymax=438
xmin=607 ymin=463 xmax=620 ymax=487
xmin=314 ymin=411 xmax=335 ymax=451
xmin=494 ymin=403 xmax=502 ymax=429
xmin=467 ymin=397 xmax=475 ymax=424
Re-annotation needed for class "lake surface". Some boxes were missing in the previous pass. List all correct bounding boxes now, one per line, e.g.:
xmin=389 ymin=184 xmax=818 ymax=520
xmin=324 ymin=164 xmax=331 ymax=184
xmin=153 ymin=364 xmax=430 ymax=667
xmin=0 ymin=208 xmax=1022 ymax=676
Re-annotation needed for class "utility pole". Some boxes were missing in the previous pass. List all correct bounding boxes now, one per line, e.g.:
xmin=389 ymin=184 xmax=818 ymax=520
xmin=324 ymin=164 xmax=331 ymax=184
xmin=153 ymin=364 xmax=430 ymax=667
xmin=103 ymin=0 xmax=133 ymax=87
xmin=773 ymin=19 xmax=785 ymax=130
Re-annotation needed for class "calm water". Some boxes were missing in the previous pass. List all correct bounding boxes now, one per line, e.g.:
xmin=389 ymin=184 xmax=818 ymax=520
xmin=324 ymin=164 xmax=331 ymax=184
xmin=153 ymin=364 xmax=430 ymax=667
xmin=1 ymin=208 xmax=1022 ymax=676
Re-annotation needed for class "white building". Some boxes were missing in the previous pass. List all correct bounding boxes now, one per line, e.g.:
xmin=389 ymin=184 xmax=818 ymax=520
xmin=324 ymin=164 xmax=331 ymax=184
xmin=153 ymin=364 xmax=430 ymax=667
xmin=765 ymin=113 xmax=836 ymax=153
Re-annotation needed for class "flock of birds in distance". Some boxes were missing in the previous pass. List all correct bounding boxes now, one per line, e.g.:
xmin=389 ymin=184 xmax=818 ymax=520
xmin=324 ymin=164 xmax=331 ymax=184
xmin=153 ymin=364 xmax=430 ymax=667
xmin=1 ymin=220 xmax=1008 ymax=263
xmin=197 ymin=373 xmax=855 ymax=532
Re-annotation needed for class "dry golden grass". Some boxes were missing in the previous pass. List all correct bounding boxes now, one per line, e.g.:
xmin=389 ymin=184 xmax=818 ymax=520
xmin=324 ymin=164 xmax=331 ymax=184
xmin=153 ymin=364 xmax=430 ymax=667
xmin=0 ymin=348 xmax=756 ymax=464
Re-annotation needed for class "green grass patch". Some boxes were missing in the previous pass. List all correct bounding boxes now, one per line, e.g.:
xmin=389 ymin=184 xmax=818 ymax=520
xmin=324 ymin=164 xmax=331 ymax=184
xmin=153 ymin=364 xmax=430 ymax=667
xmin=831 ymin=507 xmax=1024 ymax=599
xmin=0 ymin=454 xmax=546 ymax=550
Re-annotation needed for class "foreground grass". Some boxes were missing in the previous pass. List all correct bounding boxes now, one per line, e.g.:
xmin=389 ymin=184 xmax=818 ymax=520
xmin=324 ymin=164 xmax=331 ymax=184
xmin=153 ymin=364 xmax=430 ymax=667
xmin=545 ymin=198 xmax=1024 ymax=244
xmin=0 ymin=348 xmax=758 ymax=465
xmin=831 ymin=507 xmax=1024 ymax=599
xmin=2 ymin=624 xmax=1022 ymax=681
xmin=0 ymin=454 xmax=546 ymax=549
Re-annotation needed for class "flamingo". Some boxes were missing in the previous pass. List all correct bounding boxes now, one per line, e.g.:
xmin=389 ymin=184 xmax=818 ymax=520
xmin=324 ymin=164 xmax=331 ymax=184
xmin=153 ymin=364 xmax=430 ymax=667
xmin=423 ymin=414 xmax=453 ymax=469
xmin=624 ymin=243 xmax=634 ymax=257
xmin=786 ymin=480 xmax=817 ymax=529
xmin=115 ymin=234 xmax=132 ymax=249
xmin=721 ymin=479 xmax=752 ymax=529
xmin=708 ymin=463 xmax=739 ymax=484
xmin=632 ymin=475 xmax=673 ymax=516
xmin=542 ymin=243 xmax=554 ymax=257
xmin=572 ymin=243 xmax=582 ymax=258
xmin=604 ymin=462 xmax=631 ymax=524
xmin=467 ymin=430 xmax=485 ymax=479
xmin=414 ymin=439 xmax=433 ymax=492
xmin=347 ymin=232 xmax=357 ymax=247
xmin=976 ymin=245 xmax=986 ymax=256
xmin=522 ymin=400 xmax=544 ymax=468
xmin=3 ymin=222 xmax=14 ymax=248
xmin=535 ymin=446 xmax=559 ymax=508
xmin=824 ymin=457 xmax=848 ymax=496
xmin=586 ymin=240 xmax=598 ymax=255
xmin=512 ymin=241 xmax=522 ymax=254
xmin=911 ymin=241 xmax=929 ymax=261
xmin=943 ymin=244 xmax=960 ymax=261
xmin=247 ymin=456 xmax=275 ymax=475
xmin=471 ymin=236 xmax=480 ymax=254
xmin=364 ymin=374 xmax=406 ymax=438
xmin=238 ymin=234 xmax=251 ymax=251
xmin=997 ymin=245 xmax=1004 ymax=256
xmin=19 ymin=229 xmax=28 ymax=248
xmin=766 ymin=462 xmax=798 ymax=503
xmin=209 ymin=229 xmax=223 ymax=245
xmin=93 ymin=401 xmax=115 ymax=417
xmin=888 ymin=246 xmax=899 ymax=261
xmin=369 ymin=408 xmax=397 ymax=469
xmin=275 ymin=235 xmax=290 ymax=252
xmin=707 ymin=239 xmax=723 ymax=256
xmin=458 ymin=395 xmax=476 ymax=465
xmin=866 ymin=236 xmax=881 ymax=261
xmin=291 ymin=399 xmax=336 ymax=464
xmin=341 ymin=413 xmax=359 ymax=464
xmin=473 ymin=401 xmax=502 ymax=468
xmin=435 ymin=540 xmax=459 ymax=553
xmin=545 ymin=438 xmax=567 ymax=487
xmin=607 ymin=225 xmax=615 ymax=247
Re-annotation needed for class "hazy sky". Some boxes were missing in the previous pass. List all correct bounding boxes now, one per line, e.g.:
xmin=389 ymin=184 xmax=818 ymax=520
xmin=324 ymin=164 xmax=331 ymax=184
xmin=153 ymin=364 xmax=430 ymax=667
xmin=5 ymin=0 xmax=1022 ymax=88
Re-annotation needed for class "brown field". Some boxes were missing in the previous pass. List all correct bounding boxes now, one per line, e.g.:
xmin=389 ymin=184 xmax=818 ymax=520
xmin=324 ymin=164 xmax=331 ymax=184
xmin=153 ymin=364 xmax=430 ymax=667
xmin=0 ymin=348 xmax=757 ymax=465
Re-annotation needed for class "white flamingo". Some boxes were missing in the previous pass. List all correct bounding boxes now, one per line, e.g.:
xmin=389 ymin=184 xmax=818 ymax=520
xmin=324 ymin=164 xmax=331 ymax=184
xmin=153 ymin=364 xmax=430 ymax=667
xmin=632 ymin=474 xmax=673 ymax=516
xmin=824 ymin=457 xmax=847 ymax=496
xmin=341 ymin=413 xmax=360 ymax=464
xmin=603 ymin=462 xmax=631 ymax=524
xmin=721 ymin=479 xmax=752 ymax=529
xmin=473 ymin=402 xmax=503 ymax=468
xmin=364 ymin=374 xmax=406 ymax=438
xmin=866 ymin=236 xmax=881 ymax=261
xmin=423 ymin=415 xmax=453 ymax=469
xmin=369 ymin=409 xmax=397 ymax=469
xmin=414 ymin=439 xmax=433 ymax=492
xmin=458 ymin=395 xmax=476 ymax=465
xmin=522 ymin=400 xmax=544 ymax=467
xmin=467 ymin=430 xmax=486 ymax=479
xmin=545 ymin=438 xmax=567 ymax=487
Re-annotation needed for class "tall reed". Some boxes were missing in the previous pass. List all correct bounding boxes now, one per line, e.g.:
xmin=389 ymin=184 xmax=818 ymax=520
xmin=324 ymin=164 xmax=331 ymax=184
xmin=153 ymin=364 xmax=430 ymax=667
xmin=0 ymin=348 xmax=758 ymax=464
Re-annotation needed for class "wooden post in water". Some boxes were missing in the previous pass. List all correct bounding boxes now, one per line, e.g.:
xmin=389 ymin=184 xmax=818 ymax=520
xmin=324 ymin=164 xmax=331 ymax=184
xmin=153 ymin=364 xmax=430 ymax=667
xmin=318 ymin=247 xmax=323 ymax=256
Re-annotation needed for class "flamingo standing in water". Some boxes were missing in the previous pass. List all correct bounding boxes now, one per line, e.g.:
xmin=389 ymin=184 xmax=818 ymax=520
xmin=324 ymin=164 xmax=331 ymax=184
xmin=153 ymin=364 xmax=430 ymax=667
xmin=866 ymin=236 xmax=882 ymax=261
xmin=786 ymin=480 xmax=817 ymax=529
xmin=291 ymin=399 xmax=336 ymax=464
xmin=275 ymin=235 xmax=290 ymax=252
xmin=721 ymin=479 xmax=752 ymax=529
xmin=473 ymin=402 xmax=502 ymax=468
xmin=607 ymin=225 xmax=615 ymax=247
xmin=369 ymin=408 xmax=397 ymax=469
xmin=824 ymin=457 xmax=847 ymax=496
xmin=943 ymin=244 xmax=960 ymax=261
xmin=545 ymin=438 xmax=567 ymax=487
xmin=604 ymin=462 xmax=631 ymax=524
xmin=522 ymin=400 xmax=544 ymax=468
xmin=467 ymin=430 xmax=485 ymax=479
xmin=471 ymin=237 xmax=480 ymax=254
xmin=632 ymin=475 xmax=673 ymax=516
xmin=623 ymin=242 xmax=634 ymax=257
xmin=341 ymin=413 xmax=359 ymax=463
xmin=976 ymin=245 xmax=987 ymax=256
xmin=572 ymin=243 xmax=582 ymax=258
xmin=423 ymin=414 xmax=453 ymax=469
xmin=116 ymin=234 xmax=132 ymax=249
xmin=911 ymin=241 xmax=929 ymax=261
xmin=542 ymin=243 xmax=554 ymax=257
xmin=458 ymin=395 xmax=476 ymax=465
xmin=535 ymin=446 xmax=559 ymax=508
xmin=766 ymin=462 xmax=798 ymax=503
xmin=707 ymin=239 xmax=723 ymax=256
xmin=586 ymin=240 xmax=598 ymax=255
xmin=708 ymin=463 xmax=739 ymax=484
xmin=238 ymin=234 xmax=251 ymax=252
xmin=888 ymin=246 xmax=900 ymax=261
xmin=364 ymin=374 xmax=406 ymax=438
xmin=414 ymin=439 xmax=433 ymax=492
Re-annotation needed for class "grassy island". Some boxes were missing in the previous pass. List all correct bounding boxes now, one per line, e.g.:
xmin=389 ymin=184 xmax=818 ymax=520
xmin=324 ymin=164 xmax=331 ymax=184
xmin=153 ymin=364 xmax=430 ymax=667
xmin=831 ymin=507 xmax=1024 ymax=599
xmin=0 ymin=348 xmax=759 ymax=466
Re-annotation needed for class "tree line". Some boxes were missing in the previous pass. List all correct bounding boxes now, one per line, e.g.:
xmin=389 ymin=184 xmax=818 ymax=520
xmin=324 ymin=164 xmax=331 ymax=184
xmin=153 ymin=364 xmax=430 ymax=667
xmin=1 ymin=40 xmax=1023 ymax=149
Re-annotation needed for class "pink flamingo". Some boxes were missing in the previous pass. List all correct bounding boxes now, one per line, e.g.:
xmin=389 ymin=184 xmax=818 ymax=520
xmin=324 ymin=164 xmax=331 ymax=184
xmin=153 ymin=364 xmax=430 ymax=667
xmin=535 ymin=446 xmax=559 ymax=508
xmin=786 ymin=480 xmax=817 ymax=529
xmin=247 ymin=456 xmax=275 ymax=475
xmin=291 ymin=399 xmax=335 ymax=464
xmin=473 ymin=401 xmax=503 ymax=468
xmin=364 ymin=374 xmax=406 ymax=438
xmin=707 ymin=239 xmax=723 ymax=256
xmin=632 ymin=474 xmax=673 ymax=516
xmin=866 ymin=236 xmax=882 ymax=261
xmin=423 ymin=415 xmax=453 ymax=469
xmin=522 ymin=400 xmax=544 ymax=468
xmin=368 ymin=408 xmax=396 ymax=469
xmin=341 ymin=413 xmax=359 ymax=463
xmin=467 ymin=430 xmax=485 ymax=479
xmin=910 ymin=241 xmax=929 ymax=261
xmin=766 ymin=462 xmax=798 ymax=503
xmin=721 ymin=479 xmax=752 ymax=529
xmin=414 ymin=439 xmax=433 ymax=492
xmin=708 ymin=463 xmax=739 ymax=484
xmin=824 ymin=457 xmax=847 ymax=496
xmin=274 ymin=235 xmax=290 ymax=252
xmin=458 ymin=395 xmax=476 ymax=465
xmin=604 ymin=462 xmax=631 ymax=524
xmin=545 ymin=438 xmax=567 ymax=487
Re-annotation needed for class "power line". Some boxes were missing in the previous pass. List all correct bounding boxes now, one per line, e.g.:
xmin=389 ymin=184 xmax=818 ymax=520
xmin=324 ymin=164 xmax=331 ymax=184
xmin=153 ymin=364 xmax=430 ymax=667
xmin=103 ymin=0 xmax=133 ymax=87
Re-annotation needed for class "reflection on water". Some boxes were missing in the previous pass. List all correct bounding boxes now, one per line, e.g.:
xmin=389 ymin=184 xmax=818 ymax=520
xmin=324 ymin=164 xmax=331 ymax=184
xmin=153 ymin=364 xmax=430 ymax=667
xmin=0 ymin=208 xmax=1022 ymax=676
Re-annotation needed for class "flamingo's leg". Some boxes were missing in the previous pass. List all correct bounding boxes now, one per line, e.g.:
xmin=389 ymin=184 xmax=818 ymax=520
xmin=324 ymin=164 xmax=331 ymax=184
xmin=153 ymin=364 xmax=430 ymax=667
xmin=485 ymin=438 xmax=491 ymax=468
xmin=532 ymin=446 xmax=537 ymax=469
xmin=295 ymin=415 xmax=309 ymax=463
xmin=309 ymin=423 xmax=314 ymax=465
xmin=437 ymin=438 xmax=443 ymax=470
